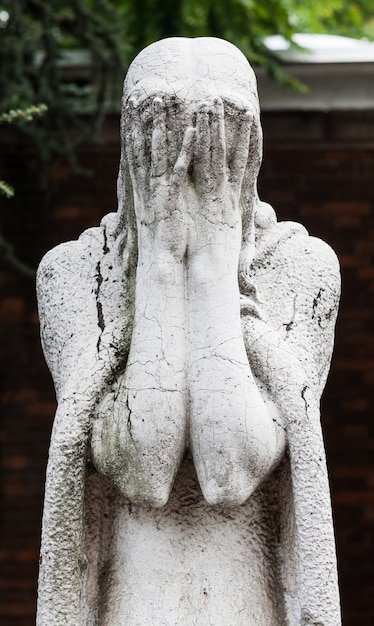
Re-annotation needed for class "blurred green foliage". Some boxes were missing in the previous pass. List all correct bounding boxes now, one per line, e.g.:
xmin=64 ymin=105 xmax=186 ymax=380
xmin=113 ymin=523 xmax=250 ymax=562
xmin=0 ymin=103 xmax=47 ymax=197
xmin=1 ymin=0 xmax=373 ymax=275
xmin=0 ymin=0 xmax=373 ymax=166
xmin=284 ymin=0 xmax=374 ymax=39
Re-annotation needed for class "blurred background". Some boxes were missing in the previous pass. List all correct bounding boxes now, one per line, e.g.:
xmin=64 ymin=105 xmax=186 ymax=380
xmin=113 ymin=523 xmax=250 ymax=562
xmin=1 ymin=1 xmax=374 ymax=623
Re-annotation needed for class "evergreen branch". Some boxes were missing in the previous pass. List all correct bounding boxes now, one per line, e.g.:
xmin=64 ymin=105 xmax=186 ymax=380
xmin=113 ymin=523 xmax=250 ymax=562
xmin=0 ymin=104 xmax=48 ymax=124
xmin=0 ymin=233 xmax=36 ymax=278
xmin=0 ymin=180 xmax=14 ymax=198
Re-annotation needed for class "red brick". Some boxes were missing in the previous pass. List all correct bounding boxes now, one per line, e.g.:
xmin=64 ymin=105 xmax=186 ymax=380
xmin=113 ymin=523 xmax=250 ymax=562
xmin=0 ymin=298 xmax=25 ymax=323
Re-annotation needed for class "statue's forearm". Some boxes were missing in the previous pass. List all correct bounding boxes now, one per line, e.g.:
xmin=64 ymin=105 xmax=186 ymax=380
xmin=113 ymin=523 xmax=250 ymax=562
xmin=37 ymin=401 xmax=89 ymax=625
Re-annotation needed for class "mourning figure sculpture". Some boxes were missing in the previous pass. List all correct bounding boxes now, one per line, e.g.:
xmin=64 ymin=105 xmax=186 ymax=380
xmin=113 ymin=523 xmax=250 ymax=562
xmin=36 ymin=37 xmax=341 ymax=625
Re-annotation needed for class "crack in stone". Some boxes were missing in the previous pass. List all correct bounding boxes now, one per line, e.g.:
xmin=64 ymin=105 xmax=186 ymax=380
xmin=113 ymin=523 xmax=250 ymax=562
xmin=94 ymin=261 xmax=105 ymax=351
xmin=126 ymin=393 xmax=134 ymax=440
xmin=312 ymin=288 xmax=325 ymax=320
xmin=283 ymin=295 xmax=297 ymax=332
xmin=301 ymin=385 xmax=309 ymax=416
xmin=103 ymin=229 xmax=109 ymax=254
xmin=94 ymin=235 xmax=111 ymax=351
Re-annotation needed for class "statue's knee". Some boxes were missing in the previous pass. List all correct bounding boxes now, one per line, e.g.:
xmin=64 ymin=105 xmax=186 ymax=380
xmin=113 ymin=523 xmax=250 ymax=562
xmin=200 ymin=477 xmax=259 ymax=507
xmin=114 ymin=473 xmax=173 ymax=508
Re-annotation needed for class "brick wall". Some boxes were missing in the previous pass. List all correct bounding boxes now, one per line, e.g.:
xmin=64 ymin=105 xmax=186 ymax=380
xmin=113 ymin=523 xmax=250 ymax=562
xmin=1 ymin=111 xmax=373 ymax=624
xmin=260 ymin=110 xmax=374 ymax=625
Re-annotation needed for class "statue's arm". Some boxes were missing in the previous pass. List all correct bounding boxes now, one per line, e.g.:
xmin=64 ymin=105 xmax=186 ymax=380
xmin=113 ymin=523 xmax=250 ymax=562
xmin=36 ymin=223 xmax=132 ymax=624
xmin=243 ymin=229 xmax=341 ymax=625
xmin=248 ymin=228 xmax=340 ymax=396
xmin=37 ymin=218 xmax=131 ymax=399
xmin=37 ymin=232 xmax=101 ymax=397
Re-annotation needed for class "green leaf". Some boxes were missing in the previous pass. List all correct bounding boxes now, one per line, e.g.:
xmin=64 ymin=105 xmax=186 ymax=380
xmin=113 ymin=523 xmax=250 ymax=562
xmin=0 ymin=180 xmax=14 ymax=198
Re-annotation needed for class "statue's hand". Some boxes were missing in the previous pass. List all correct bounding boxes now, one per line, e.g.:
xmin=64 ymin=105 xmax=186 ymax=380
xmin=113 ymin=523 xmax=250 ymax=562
xmin=190 ymin=97 xmax=253 ymax=228
xmin=125 ymin=95 xmax=195 ymax=259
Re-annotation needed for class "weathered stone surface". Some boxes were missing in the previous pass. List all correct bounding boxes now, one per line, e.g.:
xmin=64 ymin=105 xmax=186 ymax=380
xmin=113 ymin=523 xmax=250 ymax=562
xmin=37 ymin=37 xmax=341 ymax=625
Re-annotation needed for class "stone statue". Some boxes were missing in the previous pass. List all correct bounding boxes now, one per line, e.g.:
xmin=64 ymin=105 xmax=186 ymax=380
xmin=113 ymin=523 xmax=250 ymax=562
xmin=36 ymin=37 xmax=341 ymax=625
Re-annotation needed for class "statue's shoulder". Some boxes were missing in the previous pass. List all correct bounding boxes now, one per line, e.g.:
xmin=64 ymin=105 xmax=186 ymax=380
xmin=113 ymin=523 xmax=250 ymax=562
xmin=37 ymin=225 xmax=106 ymax=290
xmin=36 ymin=215 xmax=124 ymax=394
xmin=252 ymin=219 xmax=340 ymax=392
xmin=254 ymin=219 xmax=340 ymax=294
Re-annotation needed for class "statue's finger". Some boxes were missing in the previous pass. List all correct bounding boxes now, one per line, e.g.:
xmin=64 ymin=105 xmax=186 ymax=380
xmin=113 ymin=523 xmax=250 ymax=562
xmin=210 ymin=97 xmax=226 ymax=179
xmin=229 ymin=110 xmax=253 ymax=191
xmin=125 ymin=98 xmax=149 ymax=182
xmin=151 ymin=97 xmax=167 ymax=177
xmin=124 ymin=99 xmax=136 ymax=163
xmin=195 ymin=102 xmax=210 ymax=182
xmin=246 ymin=117 xmax=263 ymax=189
xmin=171 ymin=126 xmax=195 ymax=189
xmin=124 ymin=99 xmax=142 ymax=169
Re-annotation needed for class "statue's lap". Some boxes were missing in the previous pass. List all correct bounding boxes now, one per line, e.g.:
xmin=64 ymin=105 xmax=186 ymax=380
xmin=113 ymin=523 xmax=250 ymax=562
xmin=84 ymin=453 xmax=285 ymax=625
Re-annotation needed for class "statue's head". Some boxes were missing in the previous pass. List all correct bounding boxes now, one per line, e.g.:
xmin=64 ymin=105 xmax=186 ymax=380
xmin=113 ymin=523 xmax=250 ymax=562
xmin=123 ymin=37 xmax=260 ymax=114
xmin=114 ymin=37 xmax=273 ymax=275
